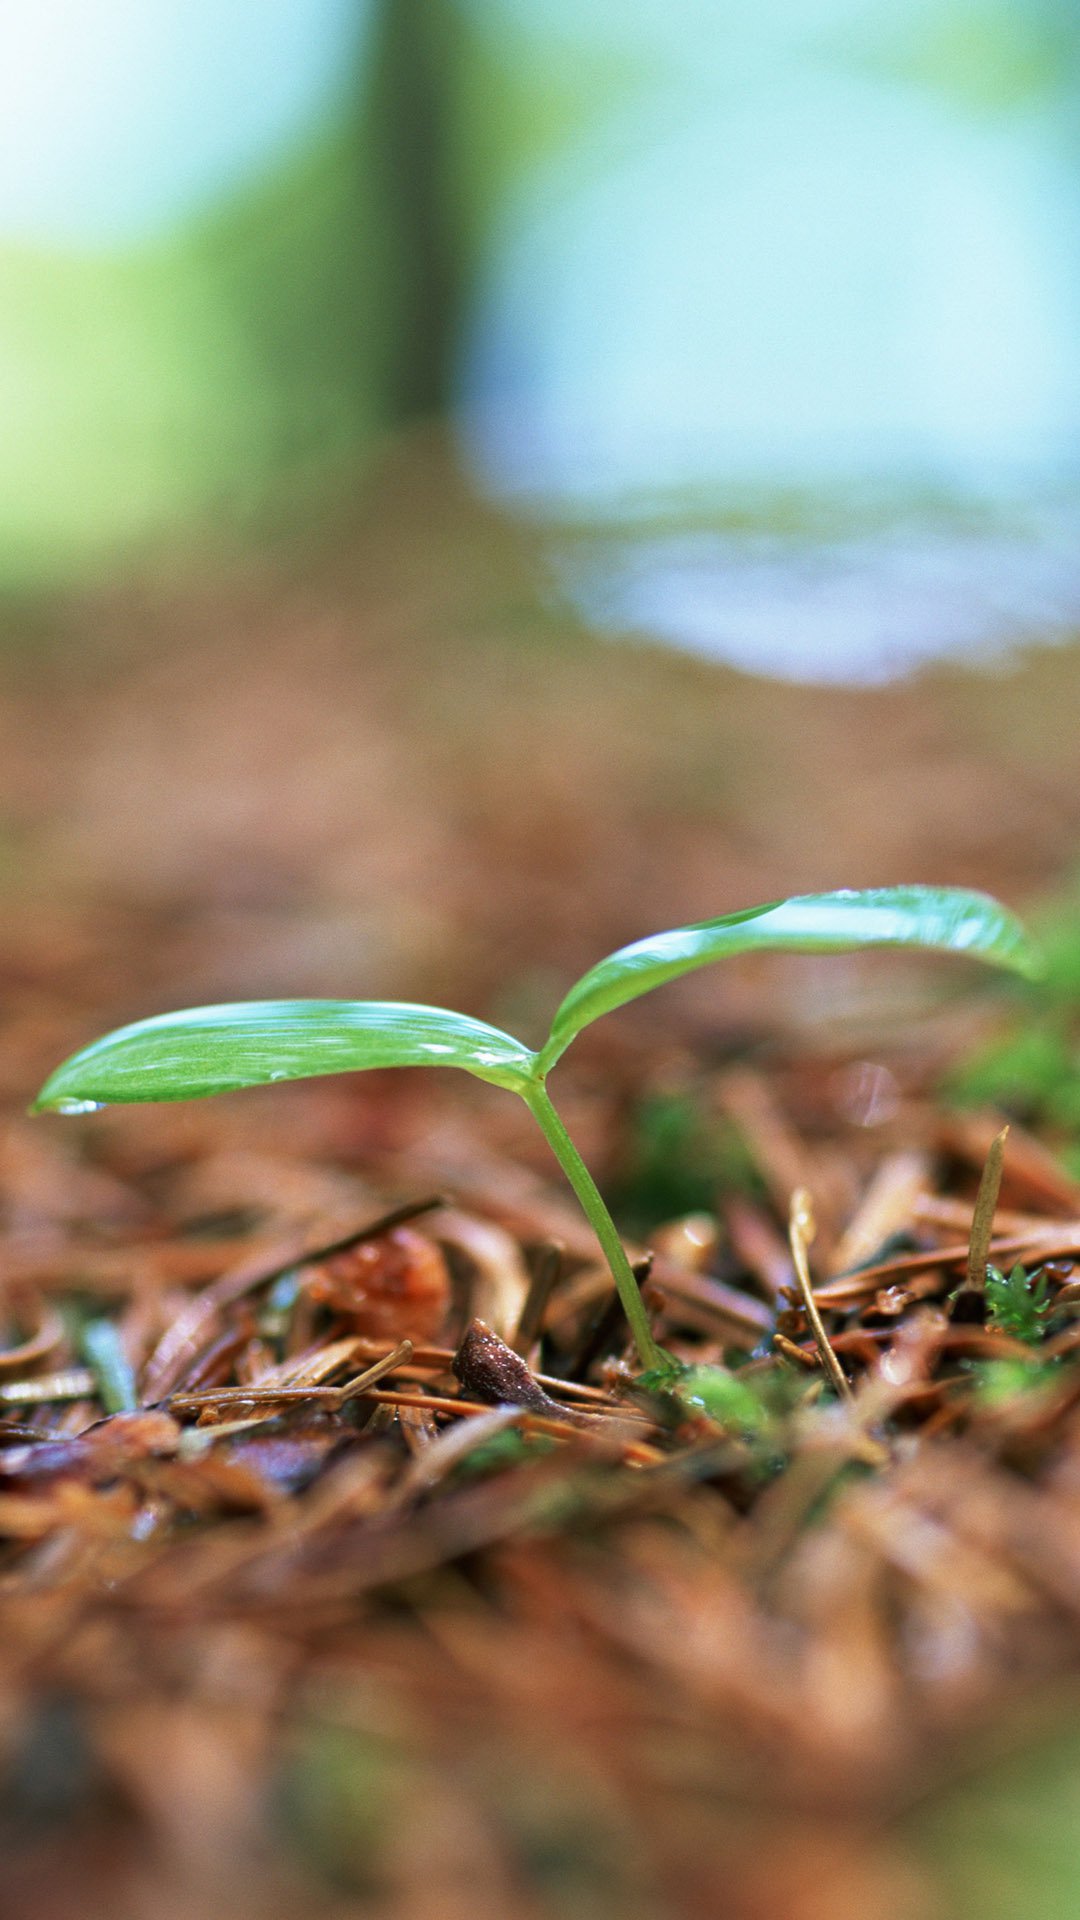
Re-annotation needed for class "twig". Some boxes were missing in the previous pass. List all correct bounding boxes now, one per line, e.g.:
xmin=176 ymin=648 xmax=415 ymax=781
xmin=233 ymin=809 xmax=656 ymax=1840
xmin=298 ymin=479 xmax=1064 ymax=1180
xmin=788 ymin=1188 xmax=852 ymax=1402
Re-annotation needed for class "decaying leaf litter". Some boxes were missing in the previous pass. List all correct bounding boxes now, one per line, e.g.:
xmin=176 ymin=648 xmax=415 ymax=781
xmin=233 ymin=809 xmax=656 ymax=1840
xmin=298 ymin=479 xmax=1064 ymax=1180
xmin=9 ymin=959 xmax=1080 ymax=1914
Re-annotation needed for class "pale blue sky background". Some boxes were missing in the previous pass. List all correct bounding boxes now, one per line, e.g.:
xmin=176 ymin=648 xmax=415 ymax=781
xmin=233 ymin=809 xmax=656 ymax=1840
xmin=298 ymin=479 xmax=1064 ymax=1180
xmin=0 ymin=0 xmax=369 ymax=246
xmin=459 ymin=5 xmax=1080 ymax=503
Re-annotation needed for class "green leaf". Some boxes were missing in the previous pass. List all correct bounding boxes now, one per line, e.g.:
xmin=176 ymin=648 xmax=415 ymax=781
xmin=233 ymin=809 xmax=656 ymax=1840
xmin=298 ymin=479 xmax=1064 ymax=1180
xmin=539 ymin=887 xmax=1041 ymax=1071
xmin=33 ymin=1000 xmax=539 ymax=1110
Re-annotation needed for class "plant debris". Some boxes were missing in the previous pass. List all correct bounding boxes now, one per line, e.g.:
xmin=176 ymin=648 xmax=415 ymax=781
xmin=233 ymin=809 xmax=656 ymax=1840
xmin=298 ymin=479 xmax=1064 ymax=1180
xmin=6 ymin=987 xmax=1080 ymax=1918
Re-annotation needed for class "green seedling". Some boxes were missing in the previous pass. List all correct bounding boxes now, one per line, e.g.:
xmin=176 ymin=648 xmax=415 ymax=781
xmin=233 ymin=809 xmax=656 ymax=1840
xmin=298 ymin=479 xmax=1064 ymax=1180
xmin=985 ymin=1262 xmax=1054 ymax=1344
xmin=33 ymin=887 xmax=1039 ymax=1373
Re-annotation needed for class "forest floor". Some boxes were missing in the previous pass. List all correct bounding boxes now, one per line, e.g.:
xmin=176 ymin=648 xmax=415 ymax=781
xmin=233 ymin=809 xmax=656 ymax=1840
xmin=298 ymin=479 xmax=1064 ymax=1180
xmin=3 ymin=443 xmax=1080 ymax=1919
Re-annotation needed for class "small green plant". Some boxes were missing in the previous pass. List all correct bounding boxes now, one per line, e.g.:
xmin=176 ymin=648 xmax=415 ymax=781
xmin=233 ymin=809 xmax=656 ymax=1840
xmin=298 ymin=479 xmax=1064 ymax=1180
xmin=984 ymin=1262 xmax=1054 ymax=1343
xmin=33 ymin=888 xmax=1039 ymax=1372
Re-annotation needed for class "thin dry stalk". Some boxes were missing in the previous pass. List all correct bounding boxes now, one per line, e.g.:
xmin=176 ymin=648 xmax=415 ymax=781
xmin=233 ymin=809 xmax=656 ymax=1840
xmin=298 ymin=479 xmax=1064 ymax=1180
xmin=966 ymin=1125 xmax=1009 ymax=1293
xmin=789 ymin=1188 xmax=853 ymax=1402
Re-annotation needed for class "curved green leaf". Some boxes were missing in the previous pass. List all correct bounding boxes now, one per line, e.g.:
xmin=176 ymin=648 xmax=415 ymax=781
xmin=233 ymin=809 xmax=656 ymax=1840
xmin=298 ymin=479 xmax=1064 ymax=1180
xmin=539 ymin=887 xmax=1042 ymax=1071
xmin=33 ymin=1000 xmax=539 ymax=1110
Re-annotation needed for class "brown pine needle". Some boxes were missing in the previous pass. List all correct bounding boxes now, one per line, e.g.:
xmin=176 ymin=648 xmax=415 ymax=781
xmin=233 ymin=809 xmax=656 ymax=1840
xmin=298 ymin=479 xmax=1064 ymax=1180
xmin=773 ymin=1331 xmax=819 ymax=1370
xmin=788 ymin=1188 xmax=852 ymax=1402
xmin=166 ymin=1341 xmax=415 ymax=1416
xmin=0 ymin=1368 xmax=97 ymax=1406
xmin=966 ymin=1125 xmax=1010 ymax=1293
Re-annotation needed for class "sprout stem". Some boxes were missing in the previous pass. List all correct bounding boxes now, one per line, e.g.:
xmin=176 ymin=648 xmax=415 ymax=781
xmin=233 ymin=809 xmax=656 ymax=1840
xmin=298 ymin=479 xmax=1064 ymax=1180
xmin=524 ymin=1082 xmax=665 ymax=1370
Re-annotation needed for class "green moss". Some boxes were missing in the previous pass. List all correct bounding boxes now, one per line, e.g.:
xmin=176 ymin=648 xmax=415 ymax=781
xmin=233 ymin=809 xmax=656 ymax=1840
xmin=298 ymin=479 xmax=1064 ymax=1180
xmin=984 ymin=1262 xmax=1054 ymax=1344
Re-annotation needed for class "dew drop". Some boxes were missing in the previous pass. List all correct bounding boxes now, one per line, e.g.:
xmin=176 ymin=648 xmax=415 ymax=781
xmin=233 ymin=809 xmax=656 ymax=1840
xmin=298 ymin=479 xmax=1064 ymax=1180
xmin=54 ymin=1097 xmax=105 ymax=1115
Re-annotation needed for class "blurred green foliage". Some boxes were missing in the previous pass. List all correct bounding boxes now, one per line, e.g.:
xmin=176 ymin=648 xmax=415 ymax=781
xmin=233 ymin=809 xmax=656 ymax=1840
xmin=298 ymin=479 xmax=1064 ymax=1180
xmin=946 ymin=878 xmax=1080 ymax=1166
xmin=0 ymin=0 xmax=646 ymax=588
xmin=0 ymin=124 xmax=389 ymax=583
xmin=843 ymin=0 xmax=1080 ymax=113
xmin=912 ymin=1723 xmax=1080 ymax=1919
xmin=969 ymin=1354 xmax=1058 ymax=1404
xmin=610 ymin=1086 xmax=762 ymax=1236
xmin=278 ymin=1722 xmax=410 ymax=1897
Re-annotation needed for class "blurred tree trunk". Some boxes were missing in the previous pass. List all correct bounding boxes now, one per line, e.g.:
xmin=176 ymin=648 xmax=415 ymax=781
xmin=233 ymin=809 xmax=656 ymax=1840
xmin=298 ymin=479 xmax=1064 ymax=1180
xmin=365 ymin=0 xmax=468 ymax=424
